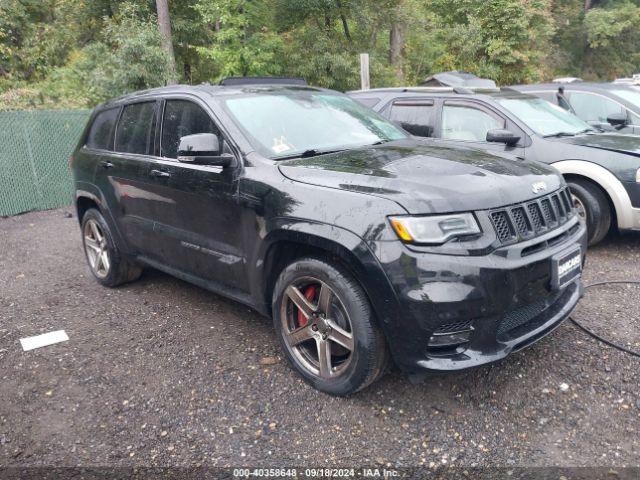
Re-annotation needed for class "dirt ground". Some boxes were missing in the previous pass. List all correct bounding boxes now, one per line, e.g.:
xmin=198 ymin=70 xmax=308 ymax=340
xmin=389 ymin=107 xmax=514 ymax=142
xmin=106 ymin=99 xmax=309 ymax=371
xmin=1 ymin=208 xmax=639 ymax=469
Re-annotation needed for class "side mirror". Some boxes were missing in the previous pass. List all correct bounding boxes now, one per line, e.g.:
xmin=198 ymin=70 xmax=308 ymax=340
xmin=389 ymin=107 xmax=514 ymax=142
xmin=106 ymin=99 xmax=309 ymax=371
xmin=606 ymin=112 xmax=628 ymax=128
xmin=177 ymin=133 xmax=233 ymax=167
xmin=486 ymin=129 xmax=520 ymax=146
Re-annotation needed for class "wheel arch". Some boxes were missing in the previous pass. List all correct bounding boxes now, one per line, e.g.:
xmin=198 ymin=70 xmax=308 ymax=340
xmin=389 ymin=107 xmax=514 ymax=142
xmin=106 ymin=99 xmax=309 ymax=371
xmin=552 ymin=160 xmax=632 ymax=229
xmin=75 ymin=186 xmax=131 ymax=255
xmin=76 ymin=194 xmax=100 ymax=225
xmin=254 ymin=222 xmax=401 ymax=332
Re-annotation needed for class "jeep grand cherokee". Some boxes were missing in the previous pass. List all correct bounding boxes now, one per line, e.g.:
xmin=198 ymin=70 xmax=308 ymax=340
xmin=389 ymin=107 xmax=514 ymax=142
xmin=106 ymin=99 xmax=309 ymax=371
xmin=71 ymin=82 xmax=586 ymax=395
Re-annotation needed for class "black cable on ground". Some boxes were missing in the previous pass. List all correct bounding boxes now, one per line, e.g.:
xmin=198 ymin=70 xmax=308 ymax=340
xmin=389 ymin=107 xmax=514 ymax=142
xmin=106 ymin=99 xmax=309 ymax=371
xmin=569 ymin=280 xmax=640 ymax=358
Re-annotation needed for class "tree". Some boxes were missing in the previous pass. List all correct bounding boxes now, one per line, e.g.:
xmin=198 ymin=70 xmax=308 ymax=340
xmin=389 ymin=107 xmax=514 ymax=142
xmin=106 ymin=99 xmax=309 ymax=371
xmin=427 ymin=0 xmax=555 ymax=84
xmin=389 ymin=0 xmax=405 ymax=81
xmin=155 ymin=0 xmax=178 ymax=83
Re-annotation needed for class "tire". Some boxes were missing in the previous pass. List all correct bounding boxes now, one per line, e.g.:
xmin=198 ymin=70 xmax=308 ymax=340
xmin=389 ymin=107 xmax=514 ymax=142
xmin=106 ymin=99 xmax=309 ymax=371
xmin=80 ymin=208 xmax=142 ymax=287
xmin=272 ymin=257 xmax=388 ymax=396
xmin=568 ymin=179 xmax=611 ymax=246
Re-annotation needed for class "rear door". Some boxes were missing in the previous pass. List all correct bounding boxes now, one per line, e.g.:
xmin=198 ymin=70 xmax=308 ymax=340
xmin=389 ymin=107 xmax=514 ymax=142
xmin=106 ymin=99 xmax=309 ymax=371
xmin=435 ymin=100 xmax=527 ymax=158
xmin=142 ymin=97 xmax=246 ymax=291
xmin=93 ymin=100 xmax=160 ymax=254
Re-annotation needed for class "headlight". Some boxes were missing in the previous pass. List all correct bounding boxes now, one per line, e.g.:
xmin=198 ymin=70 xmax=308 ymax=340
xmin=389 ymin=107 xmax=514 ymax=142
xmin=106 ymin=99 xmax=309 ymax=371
xmin=389 ymin=213 xmax=481 ymax=245
xmin=636 ymin=168 xmax=640 ymax=183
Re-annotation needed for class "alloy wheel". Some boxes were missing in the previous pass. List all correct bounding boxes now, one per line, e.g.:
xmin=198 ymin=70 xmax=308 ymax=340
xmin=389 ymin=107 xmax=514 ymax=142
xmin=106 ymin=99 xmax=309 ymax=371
xmin=571 ymin=193 xmax=587 ymax=220
xmin=83 ymin=219 xmax=110 ymax=278
xmin=280 ymin=277 xmax=354 ymax=379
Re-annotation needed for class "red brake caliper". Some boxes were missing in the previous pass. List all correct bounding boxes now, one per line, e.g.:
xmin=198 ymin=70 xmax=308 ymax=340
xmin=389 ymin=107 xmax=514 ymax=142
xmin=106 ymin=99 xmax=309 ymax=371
xmin=296 ymin=285 xmax=316 ymax=327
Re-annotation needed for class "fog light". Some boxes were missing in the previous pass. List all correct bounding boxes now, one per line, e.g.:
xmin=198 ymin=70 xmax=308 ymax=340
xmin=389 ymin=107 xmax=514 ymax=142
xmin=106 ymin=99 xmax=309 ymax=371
xmin=428 ymin=330 xmax=473 ymax=347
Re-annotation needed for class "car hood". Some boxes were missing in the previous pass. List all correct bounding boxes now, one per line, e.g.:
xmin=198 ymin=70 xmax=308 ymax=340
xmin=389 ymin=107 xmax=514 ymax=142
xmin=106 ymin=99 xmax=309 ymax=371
xmin=277 ymin=139 xmax=562 ymax=214
xmin=554 ymin=133 xmax=640 ymax=157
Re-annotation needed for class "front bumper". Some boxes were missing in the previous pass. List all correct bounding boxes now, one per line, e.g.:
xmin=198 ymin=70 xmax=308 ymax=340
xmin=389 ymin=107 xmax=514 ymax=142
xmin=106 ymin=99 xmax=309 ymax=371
xmin=376 ymin=217 xmax=587 ymax=373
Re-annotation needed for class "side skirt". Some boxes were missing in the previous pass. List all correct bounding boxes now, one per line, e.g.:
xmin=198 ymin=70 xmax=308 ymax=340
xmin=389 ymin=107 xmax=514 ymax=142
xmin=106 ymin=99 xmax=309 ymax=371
xmin=136 ymin=256 xmax=267 ymax=316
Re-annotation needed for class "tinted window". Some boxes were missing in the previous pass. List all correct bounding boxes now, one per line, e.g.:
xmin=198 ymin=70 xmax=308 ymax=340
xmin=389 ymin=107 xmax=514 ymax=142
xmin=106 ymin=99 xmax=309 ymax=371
xmin=568 ymin=92 xmax=625 ymax=123
xmin=86 ymin=108 xmax=119 ymax=150
xmin=161 ymin=100 xmax=219 ymax=159
xmin=115 ymin=102 xmax=156 ymax=155
xmin=441 ymin=104 xmax=504 ymax=141
xmin=389 ymin=101 xmax=435 ymax=137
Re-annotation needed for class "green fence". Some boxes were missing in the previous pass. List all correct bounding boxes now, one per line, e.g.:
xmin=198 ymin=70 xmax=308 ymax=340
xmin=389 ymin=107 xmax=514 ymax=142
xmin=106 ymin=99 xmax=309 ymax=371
xmin=0 ymin=109 xmax=90 ymax=217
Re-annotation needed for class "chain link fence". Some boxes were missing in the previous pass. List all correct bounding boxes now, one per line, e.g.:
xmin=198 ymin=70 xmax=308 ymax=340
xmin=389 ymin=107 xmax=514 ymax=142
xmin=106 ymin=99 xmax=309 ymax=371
xmin=0 ymin=109 xmax=90 ymax=217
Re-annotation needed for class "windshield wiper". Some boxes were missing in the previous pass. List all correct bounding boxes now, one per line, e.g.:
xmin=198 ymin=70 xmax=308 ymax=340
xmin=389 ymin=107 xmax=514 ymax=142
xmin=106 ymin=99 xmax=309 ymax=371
xmin=275 ymin=148 xmax=348 ymax=160
xmin=544 ymin=128 xmax=594 ymax=138
xmin=544 ymin=131 xmax=579 ymax=138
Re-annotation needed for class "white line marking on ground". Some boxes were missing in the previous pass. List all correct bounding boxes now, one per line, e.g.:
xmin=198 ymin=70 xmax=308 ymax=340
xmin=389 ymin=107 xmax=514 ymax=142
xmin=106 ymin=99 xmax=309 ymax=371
xmin=20 ymin=330 xmax=69 ymax=351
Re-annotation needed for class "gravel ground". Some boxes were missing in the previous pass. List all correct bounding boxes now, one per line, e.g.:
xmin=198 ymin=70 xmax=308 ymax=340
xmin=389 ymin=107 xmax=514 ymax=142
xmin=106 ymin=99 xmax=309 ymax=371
xmin=1 ymin=208 xmax=639 ymax=469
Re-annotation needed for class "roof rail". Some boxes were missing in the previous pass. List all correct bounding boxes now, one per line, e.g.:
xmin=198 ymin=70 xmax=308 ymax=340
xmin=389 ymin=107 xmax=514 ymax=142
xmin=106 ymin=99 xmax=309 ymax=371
xmin=350 ymin=86 xmax=500 ymax=95
xmin=219 ymin=77 xmax=308 ymax=86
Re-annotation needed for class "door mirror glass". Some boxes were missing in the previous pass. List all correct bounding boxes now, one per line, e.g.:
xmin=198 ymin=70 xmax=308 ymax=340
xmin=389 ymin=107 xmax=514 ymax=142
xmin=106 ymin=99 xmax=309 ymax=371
xmin=606 ymin=112 xmax=628 ymax=127
xmin=177 ymin=133 xmax=232 ymax=167
xmin=486 ymin=129 xmax=520 ymax=146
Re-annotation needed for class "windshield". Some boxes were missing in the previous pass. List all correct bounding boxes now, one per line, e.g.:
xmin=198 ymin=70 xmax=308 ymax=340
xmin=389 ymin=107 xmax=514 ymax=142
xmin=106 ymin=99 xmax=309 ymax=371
xmin=495 ymin=96 xmax=592 ymax=136
xmin=611 ymin=89 xmax=640 ymax=109
xmin=223 ymin=90 xmax=406 ymax=158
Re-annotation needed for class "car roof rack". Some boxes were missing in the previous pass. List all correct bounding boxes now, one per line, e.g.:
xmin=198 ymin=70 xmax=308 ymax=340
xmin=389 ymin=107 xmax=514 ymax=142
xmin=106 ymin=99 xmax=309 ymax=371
xmin=552 ymin=77 xmax=583 ymax=83
xmin=219 ymin=76 xmax=308 ymax=86
xmin=420 ymin=71 xmax=497 ymax=89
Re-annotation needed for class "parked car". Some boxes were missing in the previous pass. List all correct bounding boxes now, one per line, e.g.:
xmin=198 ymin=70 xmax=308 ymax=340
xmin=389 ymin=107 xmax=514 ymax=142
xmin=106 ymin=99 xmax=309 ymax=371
xmin=513 ymin=82 xmax=640 ymax=135
xmin=71 ymin=81 xmax=585 ymax=395
xmin=349 ymin=86 xmax=640 ymax=245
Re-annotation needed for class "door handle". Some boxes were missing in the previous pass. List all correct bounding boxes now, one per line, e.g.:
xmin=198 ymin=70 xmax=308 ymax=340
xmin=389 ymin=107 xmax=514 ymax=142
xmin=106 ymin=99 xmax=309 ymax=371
xmin=99 ymin=161 xmax=114 ymax=169
xmin=150 ymin=169 xmax=171 ymax=178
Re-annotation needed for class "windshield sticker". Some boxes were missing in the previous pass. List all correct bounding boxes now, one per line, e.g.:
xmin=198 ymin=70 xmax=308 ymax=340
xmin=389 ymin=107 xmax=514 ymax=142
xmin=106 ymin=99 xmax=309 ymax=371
xmin=272 ymin=136 xmax=292 ymax=154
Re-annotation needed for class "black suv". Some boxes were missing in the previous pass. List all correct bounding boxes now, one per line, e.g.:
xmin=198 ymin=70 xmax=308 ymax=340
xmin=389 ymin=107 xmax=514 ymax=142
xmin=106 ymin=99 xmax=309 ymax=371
xmin=71 ymin=82 xmax=586 ymax=395
xmin=350 ymin=86 xmax=640 ymax=245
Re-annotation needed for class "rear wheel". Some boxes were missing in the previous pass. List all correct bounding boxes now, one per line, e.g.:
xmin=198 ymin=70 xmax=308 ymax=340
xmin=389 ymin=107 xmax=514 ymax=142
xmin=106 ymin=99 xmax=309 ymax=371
xmin=568 ymin=180 xmax=611 ymax=246
xmin=272 ymin=258 xmax=388 ymax=396
xmin=81 ymin=208 xmax=142 ymax=287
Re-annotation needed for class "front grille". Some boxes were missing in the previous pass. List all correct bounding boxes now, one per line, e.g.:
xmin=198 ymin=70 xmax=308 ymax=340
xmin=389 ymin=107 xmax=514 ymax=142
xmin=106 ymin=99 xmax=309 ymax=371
xmin=489 ymin=188 xmax=574 ymax=245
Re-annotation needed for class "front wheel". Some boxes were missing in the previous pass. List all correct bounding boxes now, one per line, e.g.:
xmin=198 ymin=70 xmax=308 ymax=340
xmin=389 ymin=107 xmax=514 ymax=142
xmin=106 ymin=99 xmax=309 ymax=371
xmin=567 ymin=180 xmax=611 ymax=246
xmin=272 ymin=258 xmax=388 ymax=396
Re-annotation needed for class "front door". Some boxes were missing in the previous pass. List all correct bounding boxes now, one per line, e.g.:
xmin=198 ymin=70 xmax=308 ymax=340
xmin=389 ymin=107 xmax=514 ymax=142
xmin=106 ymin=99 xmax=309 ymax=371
xmin=143 ymin=98 xmax=246 ymax=292
xmin=565 ymin=91 xmax=638 ymax=134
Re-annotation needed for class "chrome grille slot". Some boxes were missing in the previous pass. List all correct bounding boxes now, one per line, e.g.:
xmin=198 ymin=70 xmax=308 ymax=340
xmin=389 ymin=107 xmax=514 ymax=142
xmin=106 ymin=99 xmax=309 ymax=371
xmin=540 ymin=198 xmax=556 ymax=225
xmin=511 ymin=207 xmax=530 ymax=236
xmin=490 ymin=211 xmax=515 ymax=242
xmin=552 ymin=194 xmax=565 ymax=219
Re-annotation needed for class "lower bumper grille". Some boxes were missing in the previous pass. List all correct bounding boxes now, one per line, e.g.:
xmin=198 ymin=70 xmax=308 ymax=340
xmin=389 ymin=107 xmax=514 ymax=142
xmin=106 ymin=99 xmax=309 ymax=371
xmin=497 ymin=283 xmax=576 ymax=340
